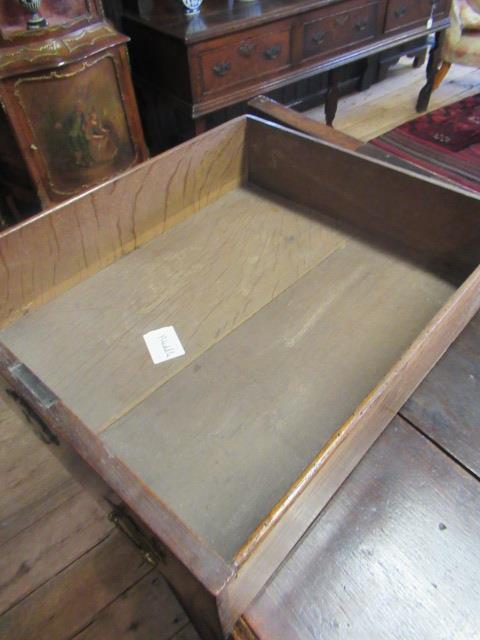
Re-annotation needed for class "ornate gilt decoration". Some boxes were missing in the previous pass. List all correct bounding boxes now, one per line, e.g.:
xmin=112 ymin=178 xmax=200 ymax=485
xmin=0 ymin=24 xmax=116 ymax=74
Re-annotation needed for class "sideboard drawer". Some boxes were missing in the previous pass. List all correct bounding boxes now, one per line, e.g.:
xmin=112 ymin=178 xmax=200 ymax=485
xmin=302 ymin=0 xmax=381 ymax=61
xmin=384 ymin=0 xmax=439 ymax=32
xmin=196 ymin=22 xmax=292 ymax=97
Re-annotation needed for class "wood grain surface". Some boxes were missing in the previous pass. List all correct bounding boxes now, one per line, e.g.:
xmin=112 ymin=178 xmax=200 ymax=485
xmin=103 ymin=214 xmax=454 ymax=560
xmin=0 ymin=402 xmax=192 ymax=640
xmin=244 ymin=416 xmax=480 ymax=640
xmin=0 ymin=186 xmax=345 ymax=432
xmin=0 ymin=531 xmax=150 ymax=640
xmin=0 ymin=117 xmax=246 ymax=330
xmin=402 ymin=311 xmax=480 ymax=477
xmin=0 ymin=402 xmax=77 ymax=545
xmin=248 ymin=96 xmax=363 ymax=151
xmin=247 ymin=117 xmax=480 ymax=272
xmin=0 ymin=490 xmax=111 ymax=613
xmin=71 ymin=571 xmax=194 ymax=640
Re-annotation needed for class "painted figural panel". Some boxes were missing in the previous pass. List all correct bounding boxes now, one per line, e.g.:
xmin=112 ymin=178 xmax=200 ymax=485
xmin=13 ymin=54 xmax=136 ymax=198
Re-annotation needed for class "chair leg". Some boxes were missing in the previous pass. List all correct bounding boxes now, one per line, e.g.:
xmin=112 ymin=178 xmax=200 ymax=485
xmin=433 ymin=61 xmax=451 ymax=90
xmin=416 ymin=30 xmax=445 ymax=112
xmin=325 ymin=69 xmax=340 ymax=127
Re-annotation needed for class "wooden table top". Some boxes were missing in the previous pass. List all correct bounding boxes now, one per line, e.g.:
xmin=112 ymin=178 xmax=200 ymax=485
xmin=127 ymin=0 xmax=334 ymax=44
xmin=240 ymin=311 xmax=480 ymax=639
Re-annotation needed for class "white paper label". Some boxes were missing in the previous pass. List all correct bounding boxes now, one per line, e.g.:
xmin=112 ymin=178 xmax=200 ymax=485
xmin=143 ymin=326 xmax=185 ymax=364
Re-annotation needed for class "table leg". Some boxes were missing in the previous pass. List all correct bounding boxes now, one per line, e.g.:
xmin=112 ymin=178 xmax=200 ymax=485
xmin=360 ymin=54 xmax=379 ymax=91
xmin=194 ymin=117 xmax=207 ymax=136
xmin=416 ymin=30 xmax=445 ymax=113
xmin=325 ymin=69 xmax=340 ymax=127
xmin=413 ymin=50 xmax=427 ymax=68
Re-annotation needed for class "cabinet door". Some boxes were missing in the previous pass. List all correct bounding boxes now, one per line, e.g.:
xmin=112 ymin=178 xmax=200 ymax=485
xmin=2 ymin=47 xmax=144 ymax=205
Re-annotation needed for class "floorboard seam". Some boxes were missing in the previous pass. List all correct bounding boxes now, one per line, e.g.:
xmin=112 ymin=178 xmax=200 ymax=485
xmin=66 ymin=567 xmax=156 ymax=640
xmin=399 ymin=412 xmax=480 ymax=483
xmin=0 ymin=480 xmax=81 ymax=548
xmin=0 ymin=528 xmax=115 ymax=618
xmin=168 ymin=620 xmax=194 ymax=640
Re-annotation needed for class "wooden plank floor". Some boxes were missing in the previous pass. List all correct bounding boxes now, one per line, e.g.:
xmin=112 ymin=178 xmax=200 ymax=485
xmin=1 ymin=58 xmax=479 ymax=640
xmin=0 ymin=398 xmax=201 ymax=640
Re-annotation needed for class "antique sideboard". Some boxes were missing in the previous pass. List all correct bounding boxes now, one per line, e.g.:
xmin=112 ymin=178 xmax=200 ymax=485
xmin=120 ymin=0 xmax=450 ymax=139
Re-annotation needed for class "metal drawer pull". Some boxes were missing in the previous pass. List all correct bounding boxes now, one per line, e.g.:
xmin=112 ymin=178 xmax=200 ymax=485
xmin=109 ymin=508 xmax=165 ymax=566
xmin=394 ymin=5 xmax=407 ymax=17
xmin=213 ymin=61 xmax=231 ymax=76
xmin=264 ymin=44 xmax=282 ymax=59
xmin=355 ymin=19 xmax=369 ymax=31
xmin=312 ymin=30 xmax=327 ymax=45
xmin=238 ymin=42 xmax=255 ymax=57
xmin=5 ymin=388 xmax=59 ymax=446
xmin=335 ymin=14 xmax=349 ymax=25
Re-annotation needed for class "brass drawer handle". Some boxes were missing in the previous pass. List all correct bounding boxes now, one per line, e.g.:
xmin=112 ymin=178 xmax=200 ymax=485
xmin=312 ymin=30 xmax=327 ymax=45
xmin=238 ymin=42 xmax=255 ymax=57
xmin=213 ymin=61 xmax=231 ymax=77
xmin=335 ymin=14 xmax=349 ymax=25
xmin=355 ymin=19 xmax=369 ymax=31
xmin=5 ymin=388 xmax=59 ymax=446
xmin=264 ymin=44 xmax=282 ymax=60
xmin=394 ymin=5 xmax=407 ymax=18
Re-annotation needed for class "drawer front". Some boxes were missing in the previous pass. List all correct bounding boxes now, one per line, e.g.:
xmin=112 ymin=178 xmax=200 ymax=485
xmin=302 ymin=0 xmax=381 ymax=61
xmin=384 ymin=0 xmax=445 ymax=32
xmin=196 ymin=24 xmax=291 ymax=96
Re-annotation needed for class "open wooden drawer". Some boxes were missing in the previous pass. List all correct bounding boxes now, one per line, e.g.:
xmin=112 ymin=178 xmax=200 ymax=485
xmin=1 ymin=115 xmax=479 ymax=639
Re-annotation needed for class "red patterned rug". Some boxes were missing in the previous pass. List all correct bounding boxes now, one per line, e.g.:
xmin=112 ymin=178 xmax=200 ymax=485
xmin=370 ymin=94 xmax=480 ymax=193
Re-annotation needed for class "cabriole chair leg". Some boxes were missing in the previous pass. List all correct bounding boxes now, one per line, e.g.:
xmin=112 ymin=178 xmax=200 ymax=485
xmin=433 ymin=61 xmax=452 ymax=90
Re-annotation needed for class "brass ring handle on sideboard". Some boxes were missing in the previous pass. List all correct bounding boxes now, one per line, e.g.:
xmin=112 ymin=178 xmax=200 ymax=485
xmin=312 ymin=31 xmax=327 ymax=46
xmin=264 ymin=44 xmax=282 ymax=60
xmin=238 ymin=42 xmax=256 ymax=57
xmin=354 ymin=19 xmax=369 ymax=31
xmin=394 ymin=5 xmax=408 ymax=18
xmin=213 ymin=61 xmax=231 ymax=76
